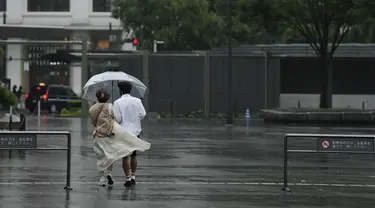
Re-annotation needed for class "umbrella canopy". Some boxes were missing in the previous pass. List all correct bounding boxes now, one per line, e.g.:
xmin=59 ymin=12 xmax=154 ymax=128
xmin=82 ymin=71 xmax=147 ymax=102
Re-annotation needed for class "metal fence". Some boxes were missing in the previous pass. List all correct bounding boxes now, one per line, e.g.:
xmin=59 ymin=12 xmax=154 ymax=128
xmin=86 ymin=44 xmax=375 ymax=116
xmin=282 ymin=133 xmax=375 ymax=192
xmin=89 ymin=52 xmax=281 ymax=118
xmin=0 ymin=131 xmax=72 ymax=190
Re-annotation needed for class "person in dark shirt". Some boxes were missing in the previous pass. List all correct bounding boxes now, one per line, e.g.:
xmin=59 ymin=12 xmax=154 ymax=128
xmin=12 ymin=85 xmax=17 ymax=94
xmin=16 ymin=86 xmax=23 ymax=99
xmin=16 ymin=86 xmax=24 ymax=108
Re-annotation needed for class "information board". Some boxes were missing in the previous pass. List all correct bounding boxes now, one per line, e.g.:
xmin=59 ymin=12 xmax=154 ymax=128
xmin=0 ymin=134 xmax=37 ymax=149
xmin=318 ymin=137 xmax=374 ymax=153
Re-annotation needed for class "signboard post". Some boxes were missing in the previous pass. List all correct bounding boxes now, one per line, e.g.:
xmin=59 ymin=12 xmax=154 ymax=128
xmin=282 ymin=133 xmax=375 ymax=192
xmin=0 ymin=134 xmax=37 ymax=149
xmin=0 ymin=131 xmax=72 ymax=191
xmin=317 ymin=137 xmax=374 ymax=153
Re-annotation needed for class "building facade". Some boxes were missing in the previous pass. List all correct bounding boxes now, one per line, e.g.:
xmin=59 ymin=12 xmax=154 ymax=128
xmin=1 ymin=0 xmax=124 ymax=95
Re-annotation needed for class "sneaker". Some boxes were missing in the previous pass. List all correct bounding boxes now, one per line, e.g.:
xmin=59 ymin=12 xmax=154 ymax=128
xmin=98 ymin=176 xmax=106 ymax=187
xmin=124 ymin=180 xmax=133 ymax=187
xmin=131 ymin=178 xmax=136 ymax=185
xmin=107 ymin=174 xmax=114 ymax=185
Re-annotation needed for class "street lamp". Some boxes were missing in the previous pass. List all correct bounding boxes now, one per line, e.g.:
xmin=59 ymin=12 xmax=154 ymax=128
xmin=109 ymin=23 xmax=117 ymax=49
xmin=153 ymin=40 xmax=164 ymax=53
xmin=226 ymin=0 xmax=233 ymax=125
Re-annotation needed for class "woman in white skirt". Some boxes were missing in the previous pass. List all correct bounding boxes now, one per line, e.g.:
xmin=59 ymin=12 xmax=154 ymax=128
xmin=89 ymin=89 xmax=151 ymax=186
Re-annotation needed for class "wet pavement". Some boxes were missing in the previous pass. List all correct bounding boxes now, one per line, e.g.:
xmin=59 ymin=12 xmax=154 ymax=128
xmin=1 ymin=116 xmax=375 ymax=207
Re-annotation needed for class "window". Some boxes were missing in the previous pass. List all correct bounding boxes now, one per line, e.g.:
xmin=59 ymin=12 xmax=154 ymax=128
xmin=63 ymin=88 xmax=77 ymax=96
xmin=0 ymin=0 xmax=5 ymax=12
xmin=93 ymin=0 xmax=111 ymax=12
xmin=27 ymin=0 xmax=69 ymax=12
xmin=29 ymin=85 xmax=47 ymax=97
xmin=49 ymin=87 xmax=76 ymax=96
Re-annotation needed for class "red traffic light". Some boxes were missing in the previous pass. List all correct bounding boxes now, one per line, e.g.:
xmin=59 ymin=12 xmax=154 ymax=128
xmin=132 ymin=38 xmax=139 ymax=45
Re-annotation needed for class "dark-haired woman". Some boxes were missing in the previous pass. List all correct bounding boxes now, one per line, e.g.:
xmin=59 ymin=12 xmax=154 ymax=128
xmin=89 ymin=89 xmax=150 ymax=186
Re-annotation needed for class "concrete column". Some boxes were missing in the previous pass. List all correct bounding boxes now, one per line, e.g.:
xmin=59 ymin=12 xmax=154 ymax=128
xmin=141 ymin=52 xmax=149 ymax=137
xmin=69 ymin=62 xmax=82 ymax=95
xmin=264 ymin=52 xmax=269 ymax=109
xmin=203 ymin=52 xmax=210 ymax=120
xmin=70 ymin=0 xmax=89 ymax=25
xmin=142 ymin=52 xmax=149 ymax=111
xmin=21 ymin=47 xmax=29 ymax=93
xmin=6 ymin=0 xmax=23 ymax=24
xmin=69 ymin=31 xmax=90 ymax=96
xmin=6 ymin=38 xmax=24 ymax=88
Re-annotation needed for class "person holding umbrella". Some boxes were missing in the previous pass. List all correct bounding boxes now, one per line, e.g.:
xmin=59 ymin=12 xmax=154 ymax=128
xmin=82 ymin=71 xmax=149 ymax=187
xmin=114 ymin=81 xmax=148 ymax=187
xmin=89 ymin=88 xmax=150 ymax=187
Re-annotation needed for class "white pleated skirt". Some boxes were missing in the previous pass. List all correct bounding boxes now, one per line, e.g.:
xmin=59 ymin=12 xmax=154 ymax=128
xmin=93 ymin=122 xmax=150 ymax=171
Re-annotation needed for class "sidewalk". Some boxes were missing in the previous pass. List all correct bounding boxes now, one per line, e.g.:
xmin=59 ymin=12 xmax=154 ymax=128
xmin=0 ymin=118 xmax=375 ymax=207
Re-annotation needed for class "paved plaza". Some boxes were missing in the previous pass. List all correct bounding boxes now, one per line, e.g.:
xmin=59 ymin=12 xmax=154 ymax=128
xmin=1 ymin=116 xmax=375 ymax=207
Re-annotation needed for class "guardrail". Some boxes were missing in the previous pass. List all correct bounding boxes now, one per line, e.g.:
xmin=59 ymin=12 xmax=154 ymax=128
xmin=0 ymin=131 xmax=72 ymax=190
xmin=282 ymin=133 xmax=375 ymax=192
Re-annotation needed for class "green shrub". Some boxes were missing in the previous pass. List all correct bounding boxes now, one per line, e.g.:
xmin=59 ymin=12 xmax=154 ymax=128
xmin=67 ymin=99 xmax=81 ymax=110
xmin=0 ymin=86 xmax=17 ymax=107
xmin=60 ymin=108 xmax=81 ymax=117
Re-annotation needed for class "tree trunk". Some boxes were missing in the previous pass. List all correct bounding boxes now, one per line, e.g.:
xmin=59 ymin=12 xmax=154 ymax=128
xmin=319 ymin=58 xmax=333 ymax=108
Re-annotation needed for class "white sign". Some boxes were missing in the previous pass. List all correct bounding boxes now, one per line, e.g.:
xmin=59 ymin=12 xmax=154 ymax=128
xmin=321 ymin=140 xmax=330 ymax=149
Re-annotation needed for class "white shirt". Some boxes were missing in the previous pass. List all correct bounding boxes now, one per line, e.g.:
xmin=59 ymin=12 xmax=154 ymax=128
xmin=113 ymin=94 xmax=146 ymax=136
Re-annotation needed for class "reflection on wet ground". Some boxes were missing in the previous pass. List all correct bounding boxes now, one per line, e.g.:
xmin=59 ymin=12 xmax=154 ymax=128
xmin=1 ymin=116 xmax=375 ymax=207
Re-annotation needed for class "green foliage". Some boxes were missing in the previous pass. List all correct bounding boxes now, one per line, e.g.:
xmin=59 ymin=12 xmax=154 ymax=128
xmin=270 ymin=0 xmax=375 ymax=58
xmin=112 ymin=0 xmax=375 ymax=49
xmin=60 ymin=108 xmax=81 ymax=117
xmin=0 ymin=86 xmax=17 ymax=107
xmin=213 ymin=0 xmax=287 ymax=44
xmin=273 ymin=0 xmax=375 ymax=108
xmin=112 ymin=0 xmax=225 ymax=50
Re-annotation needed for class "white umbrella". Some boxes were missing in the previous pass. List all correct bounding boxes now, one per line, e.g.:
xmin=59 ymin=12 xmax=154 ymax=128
xmin=82 ymin=71 xmax=147 ymax=102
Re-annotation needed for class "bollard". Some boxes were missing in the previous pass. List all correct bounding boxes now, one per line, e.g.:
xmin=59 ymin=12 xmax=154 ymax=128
xmin=37 ymin=101 xmax=41 ymax=130
xmin=297 ymin=100 xmax=301 ymax=108
xmin=8 ymin=106 xmax=13 ymax=157
xmin=234 ymin=101 xmax=237 ymax=118
xmin=18 ymin=114 xmax=26 ymax=157
xmin=362 ymin=101 xmax=365 ymax=110
xmin=245 ymin=107 xmax=250 ymax=128
xmin=9 ymin=106 xmax=12 ymax=131
xmin=169 ymin=101 xmax=175 ymax=118
xmin=19 ymin=114 xmax=26 ymax=131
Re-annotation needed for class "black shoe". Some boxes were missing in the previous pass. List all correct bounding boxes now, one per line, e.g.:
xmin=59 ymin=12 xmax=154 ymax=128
xmin=131 ymin=178 xmax=136 ymax=185
xmin=107 ymin=175 xmax=114 ymax=185
xmin=124 ymin=180 xmax=133 ymax=187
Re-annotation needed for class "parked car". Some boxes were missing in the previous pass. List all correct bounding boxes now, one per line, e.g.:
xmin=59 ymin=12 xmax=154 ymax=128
xmin=25 ymin=83 xmax=81 ymax=113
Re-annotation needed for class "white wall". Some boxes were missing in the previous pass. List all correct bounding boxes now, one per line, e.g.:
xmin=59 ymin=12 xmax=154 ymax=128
xmin=5 ymin=0 xmax=121 ymax=29
xmin=71 ymin=0 xmax=90 ymax=24
xmin=69 ymin=63 xmax=82 ymax=96
xmin=6 ymin=38 xmax=23 ymax=88
xmin=6 ymin=0 xmax=23 ymax=24
xmin=280 ymin=94 xmax=375 ymax=109
xmin=4 ymin=0 xmax=122 ymax=94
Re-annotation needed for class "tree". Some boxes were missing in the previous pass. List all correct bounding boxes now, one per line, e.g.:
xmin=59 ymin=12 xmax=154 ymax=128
xmin=266 ymin=0 xmax=375 ymax=108
xmin=112 ymin=0 xmax=225 ymax=50
xmin=233 ymin=0 xmax=288 ymax=43
xmin=343 ymin=20 xmax=375 ymax=43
